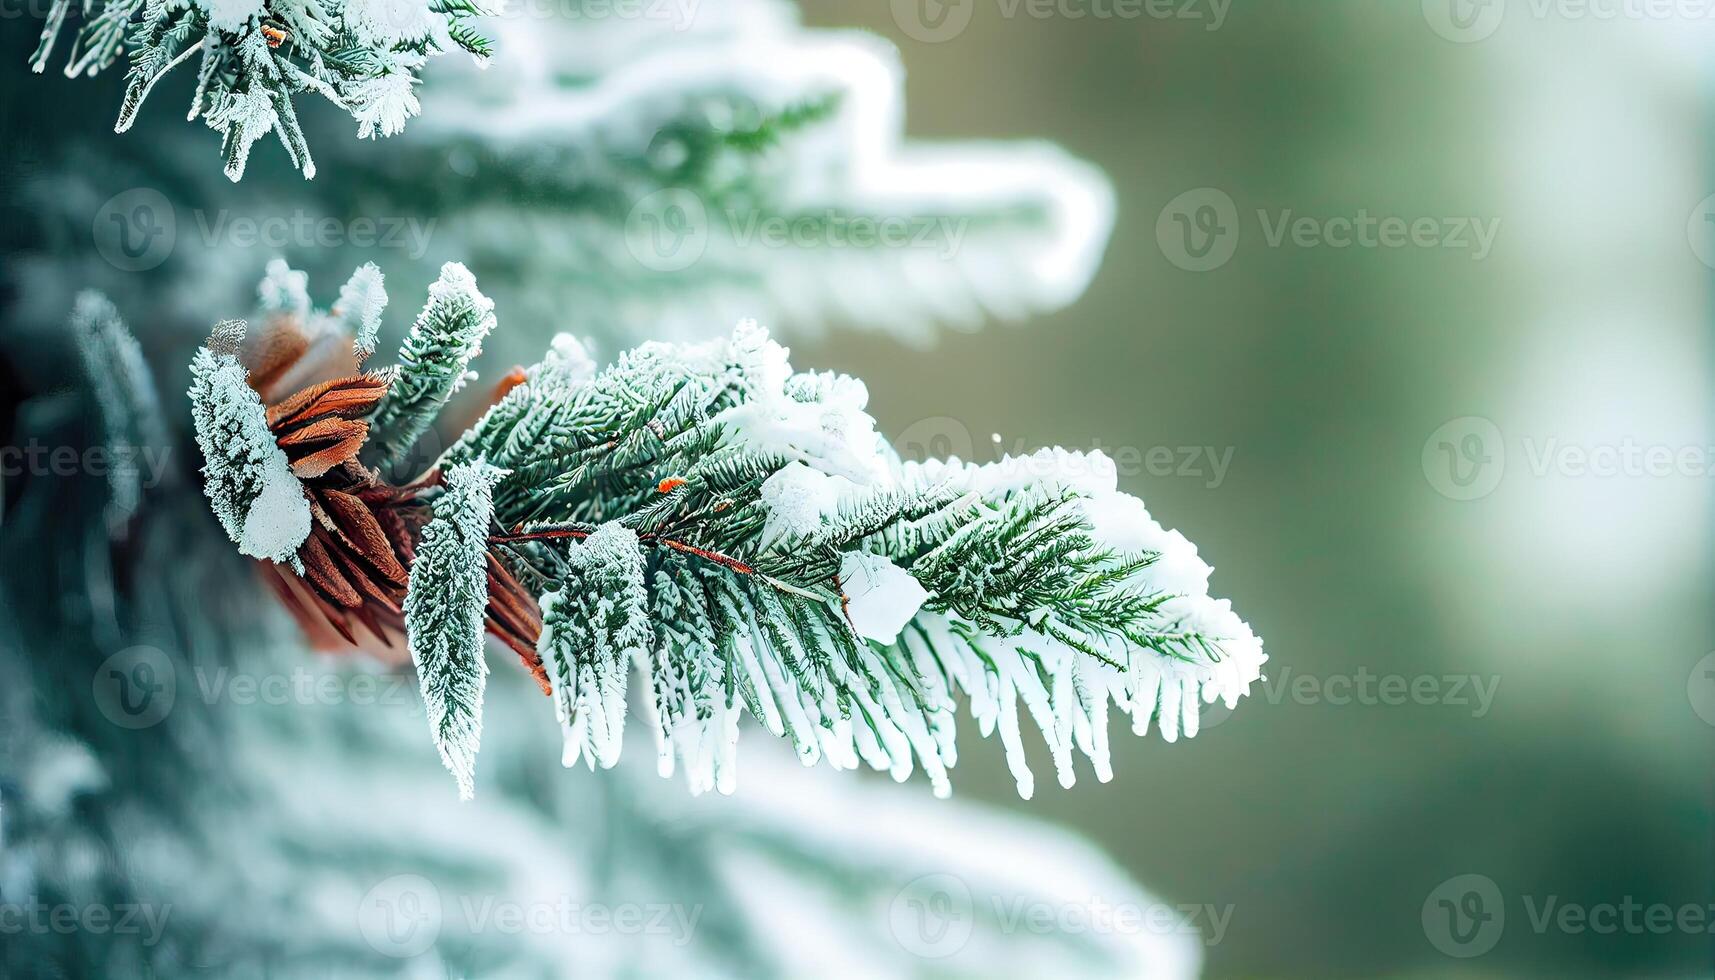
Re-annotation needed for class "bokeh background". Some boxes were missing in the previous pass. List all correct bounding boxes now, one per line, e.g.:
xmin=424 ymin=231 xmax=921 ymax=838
xmin=796 ymin=2 xmax=1713 ymax=977
xmin=2 ymin=1 xmax=1711 ymax=977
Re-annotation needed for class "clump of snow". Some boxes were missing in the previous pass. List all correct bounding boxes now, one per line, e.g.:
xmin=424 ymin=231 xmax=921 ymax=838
xmin=534 ymin=332 xmax=597 ymax=388
xmin=710 ymin=322 xmax=888 ymax=485
xmin=199 ymin=0 xmax=264 ymax=32
xmin=240 ymin=453 xmax=312 ymax=564
xmin=188 ymin=340 xmax=311 ymax=566
xmin=343 ymin=0 xmax=441 ymax=47
xmin=758 ymin=461 xmax=840 ymax=545
xmin=839 ymin=552 xmax=929 ymax=644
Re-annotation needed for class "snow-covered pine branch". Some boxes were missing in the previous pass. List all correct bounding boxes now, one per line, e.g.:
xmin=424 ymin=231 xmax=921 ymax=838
xmin=189 ymin=261 xmax=1263 ymax=802
xmin=70 ymin=291 xmax=170 ymax=535
xmin=365 ymin=261 xmax=495 ymax=463
xmin=403 ymin=458 xmax=505 ymax=800
xmin=28 ymin=0 xmax=492 ymax=180
xmin=315 ymin=13 xmax=1114 ymax=345
xmin=452 ymin=318 xmax=1266 ymax=799
xmin=188 ymin=319 xmax=311 ymax=565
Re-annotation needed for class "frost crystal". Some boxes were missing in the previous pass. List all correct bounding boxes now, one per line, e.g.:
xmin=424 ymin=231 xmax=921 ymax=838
xmin=839 ymin=552 xmax=929 ymax=644
xmin=403 ymin=459 xmax=506 ymax=800
xmin=257 ymin=258 xmax=312 ymax=321
xmin=188 ymin=326 xmax=310 ymax=565
xmin=346 ymin=57 xmax=424 ymax=140
xmin=331 ymin=262 xmax=389 ymax=358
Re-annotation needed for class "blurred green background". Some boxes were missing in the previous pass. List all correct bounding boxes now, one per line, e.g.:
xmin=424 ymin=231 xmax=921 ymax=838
xmin=791 ymin=2 xmax=1713 ymax=977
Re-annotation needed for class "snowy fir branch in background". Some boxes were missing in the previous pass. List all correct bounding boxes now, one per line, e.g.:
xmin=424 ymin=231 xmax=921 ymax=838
xmin=345 ymin=16 xmax=1115 ymax=343
xmin=187 ymin=261 xmax=1266 ymax=801
xmin=6 ymin=0 xmax=1113 ymax=354
xmin=28 ymin=0 xmax=493 ymax=179
xmin=70 ymin=290 xmax=172 ymax=535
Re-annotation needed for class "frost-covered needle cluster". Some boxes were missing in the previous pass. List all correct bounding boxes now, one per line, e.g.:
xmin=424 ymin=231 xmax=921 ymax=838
xmin=30 ymin=0 xmax=492 ymax=179
xmin=189 ymin=263 xmax=1266 ymax=801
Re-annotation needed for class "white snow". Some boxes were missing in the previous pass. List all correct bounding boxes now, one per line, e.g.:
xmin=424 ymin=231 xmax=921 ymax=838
xmin=343 ymin=0 xmax=440 ymax=47
xmin=757 ymin=461 xmax=839 ymax=545
xmin=199 ymin=0 xmax=264 ymax=31
xmin=710 ymin=323 xmax=888 ymax=485
xmin=189 ymin=345 xmax=312 ymax=566
xmin=839 ymin=552 xmax=929 ymax=644
xmin=534 ymin=332 xmax=596 ymax=388
xmin=239 ymin=453 xmax=312 ymax=565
